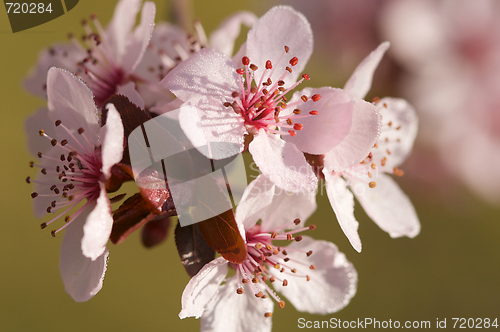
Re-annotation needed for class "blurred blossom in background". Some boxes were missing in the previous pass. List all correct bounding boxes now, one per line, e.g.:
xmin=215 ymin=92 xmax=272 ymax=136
xmin=380 ymin=0 xmax=500 ymax=205
xmin=1 ymin=1 xmax=500 ymax=331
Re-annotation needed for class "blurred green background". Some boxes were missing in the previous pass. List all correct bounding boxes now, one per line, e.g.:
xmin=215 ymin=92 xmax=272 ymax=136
xmin=1 ymin=0 xmax=499 ymax=331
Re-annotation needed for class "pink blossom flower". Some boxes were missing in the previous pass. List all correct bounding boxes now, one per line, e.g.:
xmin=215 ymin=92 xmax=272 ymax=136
xmin=178 ymin=175 xmax=356 ymax=331
xmin=160 ymin=6 xmax=365 ymax=193
xmin=24 ymin=0 xmax=156 ymax=108
xmin=380 ymin=0 xmax=500 ymax=204
xmin=26 ymin=68 xmax=124 ymax=301
xmin=322 ymin=43 xmax=420 ymax=252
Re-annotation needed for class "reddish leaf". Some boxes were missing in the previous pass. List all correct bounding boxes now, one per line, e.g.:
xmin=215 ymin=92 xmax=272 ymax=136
xmin=175 ymin=222 xmax=216 ymax=277
xmin=110 ymin=193 xmax=151 ymax=244
xmin=197 ymin=209 xmax=247 ymax=264
xmin=141 ymin=217 xmax=172 ymax=248
xmin=111 ymin=190 xmax=177 ymax=245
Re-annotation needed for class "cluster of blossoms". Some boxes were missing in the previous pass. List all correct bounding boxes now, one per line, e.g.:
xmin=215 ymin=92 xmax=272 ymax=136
xmin=380 ymin=0 xmax=500 ymax=204
xmin=25 ymin=1 xmax=420 ymax=330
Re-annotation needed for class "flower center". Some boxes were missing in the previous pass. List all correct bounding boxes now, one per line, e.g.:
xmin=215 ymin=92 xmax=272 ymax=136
xmin=229 ymin=218 xmax=317 ymax=317
xmin=69 ymin=16 xmax=126 ymax=107
xmin=28 ymin=120 xmax=103 ymax=237
xmin=224 ymin=46 xmax=321 ymax=137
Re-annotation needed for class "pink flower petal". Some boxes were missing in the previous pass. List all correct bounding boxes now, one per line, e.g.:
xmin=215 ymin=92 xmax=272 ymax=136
xmin=272 ymin=236 xmax=357 ymax=314
xmin=178 ymin=102 xmax=245 ymax=160
xmin=344 ymin=42 xmax=390 ymax=100
xmin=81 ymin=184 xmax=113 ymax=260
xmin=235 ymin=175 xmax=275 ymax=231
xmin=179 ymin=257 xmax=228 ymax=319
xmin=100 ymin=104 xmax=124 ymax=179
xmin=25 ymin=107 xmax=58 ymax=156
xmin=46 ymin=68 xmax=100 ymax=141
xmin=324 ymin=172 xmax=362 ymax=252
xmin=106 ymin=0 xmax=142 ymax=62
xmin=24 ymin=44 xmax=83 ymax=99
xmin=324 ymin=100 xmax=380 ymax=172
xmin=259 ymin=183 xmax=317 ymax=232
xmin=374 ymin=97 xmax=418 ymax=169
xmin=209 ymin=11 xmax=258 ymax=56
xmin=59 ymin=215 xmax=108 ymax=302
xmin=350 ymin=172 xmax=420 ymax=238
xmin=246 ymin=6 xmax=313 ymax=87
xmin=122 ymin=1 xmax=156 ymax=72
xmin=249 ymin=131 xmax=317 ymax=193
xmin=200 ymin=277 xmax=274 ymax=332
xmin=160 ymin=48 xmax=239 ymax=105
xmin=283 ymin=87 xmax=353 ymax=155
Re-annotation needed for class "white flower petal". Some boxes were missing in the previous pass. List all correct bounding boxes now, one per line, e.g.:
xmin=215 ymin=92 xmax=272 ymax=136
xmin=249 ymin=131 xmax=317 ymax=193
xmin=260 ymin=184 xmax=317 ymax=232
xmin=200 ymin=277 xmax=274 ymax=332
xmin=179 ymin=257 xmax=228 ymax=319
xmin=351 ymin=172 xmax=420 ymax=238
xmin=106 ymin=0 xmax=142 ymax=62
xmin=46 ymin=68 xmax=100 ymax=141
xmin=24 ymin=44 xmax=83 ymax=98
xmin=324 ymin=171 xmax=362 ymax=252
xmin=273 ymin=236 xmax=357 ymax=314
xmin=283 ymin=87 xmax=353 ymax=155
xmin=100 ymin=104 xmax=124 ymax=179
xmin=25 ymin=107 xmax=58 ymax=156
xmin=344 ymin=42 xmax=390 ymax=100
xmin=60 ymin=215 xmax=108 ymax=302
xmin=235 ymin=175 xmax=275 ymax=231
xmin=178 ymin=102 xmax=245 ymax=160
xmin=81 ymin=184 xmax=113 ymax=260
xmin=122 ymin=1 xmax=156 ymax=72
xmin=246 ymin=6 xmax=313 ymax=87
xmin=324 ymin=100 xmax=380 ymax=172
xmin=160 ymin=48 xmax=239 ymax=105
xmin=374 ymin=97 xmax=418 ymax=168
xmin=209 ymin=11 xmax=258 ymax=56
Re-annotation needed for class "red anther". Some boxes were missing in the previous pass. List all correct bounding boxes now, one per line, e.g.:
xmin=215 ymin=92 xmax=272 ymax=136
xmin=302 ymin=73 xmax=310 ymax=81
xmin=293 ymin=123 xmax=303 ymax=130
xmin=306 ymin=250 xmax=313 ymax=257
xmin=373 ymin=96 xmax=380 ymax=103
xmin=250 ymin=64 xmax=258 ymax=71
xmin=279 ymin=300 xmax=286 ymax=309
xmin=282 ymin=279 xmax=288 ymax=286
xmin=288 ymin=130 xmax=296 ymax=137
xmin=286 ymin=118 xmax=293 ymax=125
xmin=232 ymin=91 xmax=239 ymax=98
xmin=236 ymin=68 xmax=245 ymax=75
xmin=78 ymin=128 xmax=84 ymax=134
xmin=295 ymin=235 xmax=303 ymax=242
xmin=236 ymin=288 xmax=244 ymax=295
xmin=289 ymin=57 xmax=298 ymax=66
xmin=242 ymin=56 xmax=250 ymax=65
xmin=294 ymin=218 xmax=301 ymax=225
xmin=293 ymin=109 xmax=301 ymax=115
xmin=309 ymin=265 xmax=316 ymax=270
xmin=55 ymin=120 xmax=61 ymax=126
xmin=223 ymin=102 xmax=231 ymax=107
xmin=301 ymin=95 xmax=308 ymax=102
xmin=266 ymin=60 xmax=272 ymax=69
xmin=31 ymin=192 xmax=38 ymax=198
xmin=278 ymin=80 xmax=285 ymax=86
xmin=311 ymin=94 xmax=321 ymax=102
xmin=308 ymin=224 xmax=316 ymax=230
xmin=284 ymin=45 xmax=290 ymax=53
xmin=309 ymin=110 xmax=319 ymax=115
xmin=265 ymin=313 xmax=272 ymax=318
xmin=286 ymin=66 xmax=292 ymax=73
